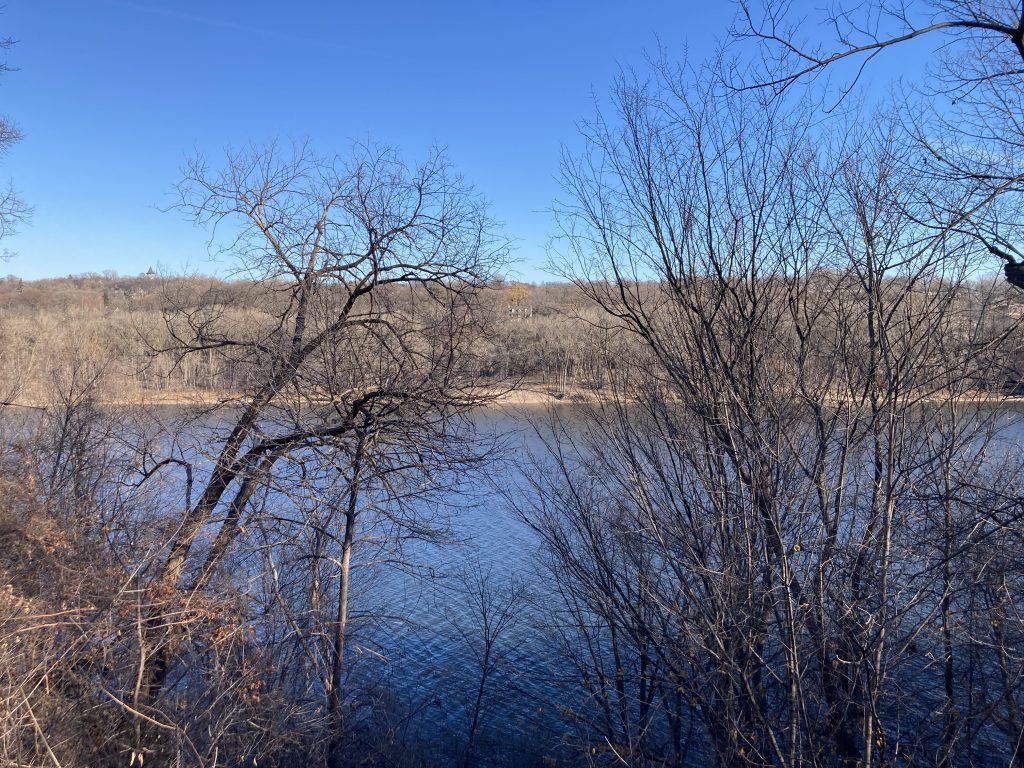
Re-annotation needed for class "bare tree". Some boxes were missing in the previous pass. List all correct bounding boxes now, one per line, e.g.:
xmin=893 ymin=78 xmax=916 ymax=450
xmin=126 ymin=140 xmax=507 ymax=763
xmin=519 ymin=57 xmax=1024 ymax=767
xmin=735 ymin=0 xmax=1024 ymax=288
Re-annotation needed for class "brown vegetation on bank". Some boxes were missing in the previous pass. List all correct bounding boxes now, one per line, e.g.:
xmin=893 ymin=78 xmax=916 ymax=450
xmin=3 ymin=269 xmax=1024 ymax=412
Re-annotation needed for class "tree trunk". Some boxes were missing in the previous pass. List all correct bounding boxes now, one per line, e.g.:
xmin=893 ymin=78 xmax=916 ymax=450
xmin=327 ymin=440 xmax=364 ymax=768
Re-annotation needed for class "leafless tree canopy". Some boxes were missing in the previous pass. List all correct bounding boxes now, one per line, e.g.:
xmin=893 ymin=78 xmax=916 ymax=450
xmin=736 ymin=0 xmax=1024 ymax=288
xmin=513 ymin=59 xmax=1024 ymax=767
xmin=0 ymin=36 xmax=30 ymax=244
xmin=0 ymin=141 xmax=518 ymax=767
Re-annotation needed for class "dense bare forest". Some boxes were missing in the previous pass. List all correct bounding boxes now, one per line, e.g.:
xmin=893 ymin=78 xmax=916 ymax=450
xmin=5 ymin=0 xmax=1024 ymax=766
xmin=0 ymin=271 xmax=634 ymax=405
xmin=2 ymin=268 xmax=1024 ymax=408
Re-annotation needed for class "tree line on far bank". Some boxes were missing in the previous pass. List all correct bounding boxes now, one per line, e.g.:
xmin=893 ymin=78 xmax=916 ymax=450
xmin=2 ymin=266 xmax=1023 ymax=409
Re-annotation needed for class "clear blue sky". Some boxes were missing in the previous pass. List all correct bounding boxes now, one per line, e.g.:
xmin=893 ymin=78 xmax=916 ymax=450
xmin=0 ymin=1 xmax=740 ymax=280
xmin=1 ymin=1 xmax=935 ymax=282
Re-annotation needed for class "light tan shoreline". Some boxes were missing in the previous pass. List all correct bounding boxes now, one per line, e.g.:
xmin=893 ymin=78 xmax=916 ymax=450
xmin=6 ymin=386 xmax=1024 ymax=411
xmin=1 ymin=386 xmax=591 ymax=410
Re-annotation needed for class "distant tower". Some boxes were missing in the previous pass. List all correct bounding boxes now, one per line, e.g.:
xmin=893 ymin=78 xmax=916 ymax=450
xmin=145 ymin=266 xmax=156 ymax=280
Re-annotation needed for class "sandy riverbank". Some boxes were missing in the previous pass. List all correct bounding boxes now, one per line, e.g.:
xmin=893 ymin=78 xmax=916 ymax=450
xmin=1 ymin=385 xmax=599 ymax=410
xmin=6 ymin=385 xmax=1024 ymax=411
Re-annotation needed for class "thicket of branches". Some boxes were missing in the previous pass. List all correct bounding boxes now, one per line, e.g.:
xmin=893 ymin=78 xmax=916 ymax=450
xmin=0 ymin=142 xmax=542 ymax=768
xmin=514 ymin=50 xmax=1024 ymax=767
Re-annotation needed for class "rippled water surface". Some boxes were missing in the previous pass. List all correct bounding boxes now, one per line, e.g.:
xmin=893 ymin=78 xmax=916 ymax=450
xmin=137 ymin=401 xmax=1024 ymax=765
xmin=339 ymin=405 xmax=578 ymax=765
